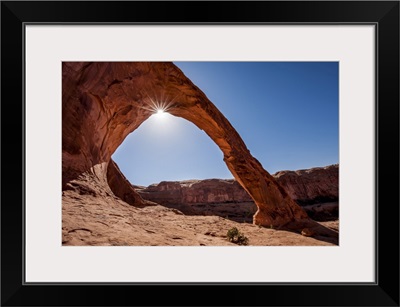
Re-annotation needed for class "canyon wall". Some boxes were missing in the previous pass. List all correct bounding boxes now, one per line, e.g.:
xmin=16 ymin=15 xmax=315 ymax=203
xmin=136 ymin=164 xmax=338 ymax=206
xmin=274 ymin=164 xmax=338 ymax=205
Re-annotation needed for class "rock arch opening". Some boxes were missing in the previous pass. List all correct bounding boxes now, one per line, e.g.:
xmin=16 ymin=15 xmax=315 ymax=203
xmin=62 ymin=61 xmax=310 ymax=228
xmin=111 ymin=112 xmax=233 ymax=187
xmin=111 ymin=112 xmax=259 ymax=222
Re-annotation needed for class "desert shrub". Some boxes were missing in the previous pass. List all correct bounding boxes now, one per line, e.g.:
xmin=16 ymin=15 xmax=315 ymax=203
xmin=226 ymin=227 xmax=249 ymax=245
xmin=227 ymin=227 xmax=239 ymax=238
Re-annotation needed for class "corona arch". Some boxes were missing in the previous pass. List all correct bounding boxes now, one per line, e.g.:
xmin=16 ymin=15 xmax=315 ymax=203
xmin=62 ymin=62 xmax=309 ymax=227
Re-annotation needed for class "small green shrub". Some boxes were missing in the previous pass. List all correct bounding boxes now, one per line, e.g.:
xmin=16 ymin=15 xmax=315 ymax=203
xmin=227 ymin=227 xmax=239 ymax=238
xmin=226 ymin=227 xmax=249 ymax=246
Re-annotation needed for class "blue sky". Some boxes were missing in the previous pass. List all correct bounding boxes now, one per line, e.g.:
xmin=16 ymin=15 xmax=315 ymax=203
xmin=112 ymin=62 xmax=338 ymax=187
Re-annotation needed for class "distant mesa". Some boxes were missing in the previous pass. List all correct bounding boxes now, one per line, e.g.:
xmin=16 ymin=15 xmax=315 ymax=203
xmin=273 ymin=164 xmax=339 ymax=205
xmin=136 ymin=164 xmax=338 ymax=206
xmin=134 ymin=164 xmax=338 ymax=222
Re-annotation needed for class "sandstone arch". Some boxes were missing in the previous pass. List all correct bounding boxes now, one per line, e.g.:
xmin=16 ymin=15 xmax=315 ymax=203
xmin=62 ymin=62 xmax=309 ymax=227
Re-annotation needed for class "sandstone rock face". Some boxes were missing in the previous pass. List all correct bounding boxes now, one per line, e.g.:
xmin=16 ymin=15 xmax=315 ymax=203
xmin=62 ymin=62 xmax=308 ymax=227
xmin=136 ymin=179 xmax=256 ymax=222
xmin=273 ymin=164 xmax=339 ymax=204
xmin=107 ymin=160 xmax=156 ymax=207
xmin=137 ymin=179 xmax=252 ymax=205
xmin=137 ymin=164 xmax=338 ymax=206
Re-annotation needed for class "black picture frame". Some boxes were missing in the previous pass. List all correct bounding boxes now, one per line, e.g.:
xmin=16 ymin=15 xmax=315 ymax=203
xmin=1 ymin=1 xmax=399 ymax=306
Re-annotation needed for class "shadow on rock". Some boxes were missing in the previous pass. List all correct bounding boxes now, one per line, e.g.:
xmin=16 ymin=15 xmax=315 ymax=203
xmin=282 ymin=219 xmax=339 ymax=245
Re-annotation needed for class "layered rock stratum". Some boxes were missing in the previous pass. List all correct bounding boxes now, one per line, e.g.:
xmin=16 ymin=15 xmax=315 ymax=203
xmin=274 ymin=164 xmax=338 ymax=205
xmin=137 ymin=164 xmax=338 ymax=206
xmin=135 ymin=164 xmax=338 ymax=222
xmin=137 ymin=178 xmax=252 ymax=205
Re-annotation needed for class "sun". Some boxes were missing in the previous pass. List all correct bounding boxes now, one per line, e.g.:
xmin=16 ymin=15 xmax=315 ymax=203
xmin=153 ymin=108 xmax=168 ymax=119
xmin=141 ymin=96 xmax=175 ymax=119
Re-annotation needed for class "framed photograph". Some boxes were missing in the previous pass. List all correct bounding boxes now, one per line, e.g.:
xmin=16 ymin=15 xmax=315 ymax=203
xmin=2 ymin=1 xmax=399 ymax=306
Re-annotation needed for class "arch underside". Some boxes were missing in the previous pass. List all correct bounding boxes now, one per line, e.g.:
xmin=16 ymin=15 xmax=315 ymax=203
xmin=62 ymin=62 xmax=312 ymax=228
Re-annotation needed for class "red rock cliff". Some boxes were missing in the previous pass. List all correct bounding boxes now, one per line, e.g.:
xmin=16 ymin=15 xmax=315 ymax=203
xmin=137 ymin=178 xmax=253 ymax=205
xmin=136 ymin=164 xmax=338 ymax=206
xmin=273 ymin=164 xmax=339 ymax=205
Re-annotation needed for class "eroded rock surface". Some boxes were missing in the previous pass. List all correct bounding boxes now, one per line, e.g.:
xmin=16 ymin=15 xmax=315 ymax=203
xmin=135 ymin=164 xmax=338 ymax=222
xmin=107 ymin=160 xmax=156 ymax=207
xmin=137 ymin=179 xmax=253 ymax=205
xmin=62 ymin=187 xmax=338 ymax=246
xmin=62 ymin=62 xmax=309 ymax=227
xmin=273 ymin=164 xmax=338 ymax=205
xmin=136 ymin=164 xmax=338 ymax=206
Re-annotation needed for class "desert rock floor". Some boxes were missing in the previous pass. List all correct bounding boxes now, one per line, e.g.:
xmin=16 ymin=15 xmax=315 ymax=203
xmin=62 ymin=190 xmax=339 ymax=246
